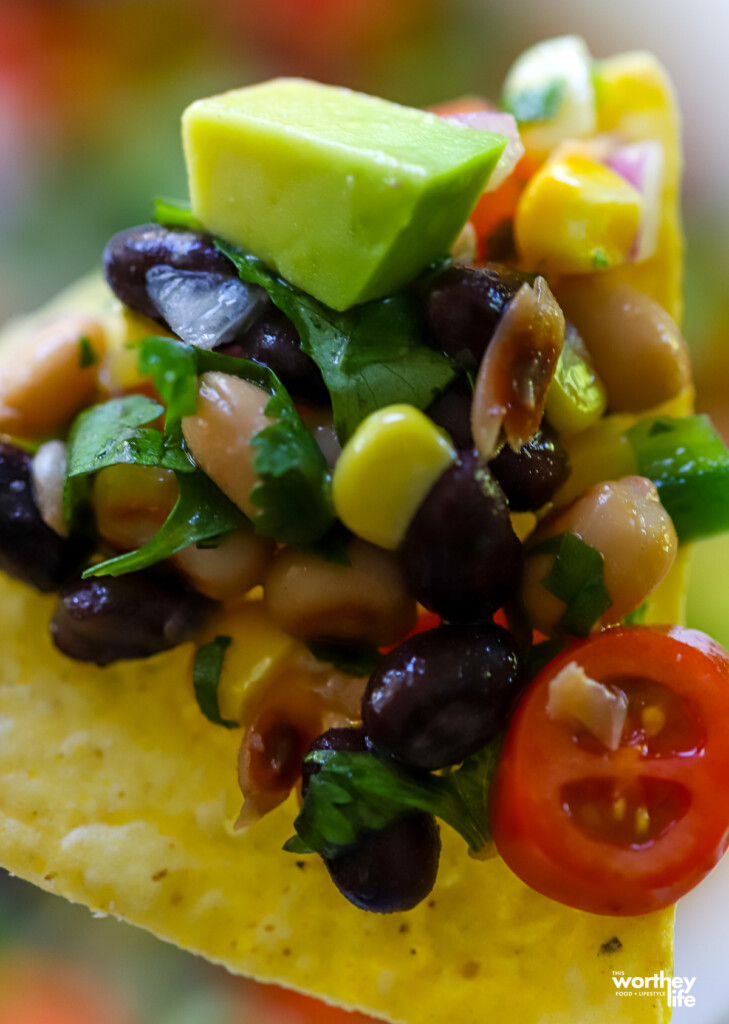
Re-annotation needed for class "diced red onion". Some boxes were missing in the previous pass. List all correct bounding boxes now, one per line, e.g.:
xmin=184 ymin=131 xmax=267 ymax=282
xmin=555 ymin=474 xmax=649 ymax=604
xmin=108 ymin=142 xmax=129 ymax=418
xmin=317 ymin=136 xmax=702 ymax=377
xmin=146 ymin=265 xmax=269 ymax=349
xmin=606 ymin=141 xmax=664 ymax=263
xmin=444 ymin=111 xmax=524 ymax=192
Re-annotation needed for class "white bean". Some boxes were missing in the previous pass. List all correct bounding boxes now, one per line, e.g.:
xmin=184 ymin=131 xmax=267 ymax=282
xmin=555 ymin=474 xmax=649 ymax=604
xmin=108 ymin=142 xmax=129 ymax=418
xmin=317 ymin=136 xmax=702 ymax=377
xmin=522 ymin=475 xmax=677 ymax=634
xmin=182 ymin=371 xmax=273 ymax=518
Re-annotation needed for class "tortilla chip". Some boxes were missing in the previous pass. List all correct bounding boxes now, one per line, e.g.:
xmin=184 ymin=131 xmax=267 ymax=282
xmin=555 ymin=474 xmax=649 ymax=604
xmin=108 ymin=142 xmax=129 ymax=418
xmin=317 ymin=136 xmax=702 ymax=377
xmin=0 ymin=558 xmax=681 ymax=1023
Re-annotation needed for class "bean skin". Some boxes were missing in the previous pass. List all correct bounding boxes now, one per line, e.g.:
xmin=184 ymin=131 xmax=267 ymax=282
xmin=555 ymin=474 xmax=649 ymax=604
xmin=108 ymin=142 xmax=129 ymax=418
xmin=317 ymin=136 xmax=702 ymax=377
xmin=424 ymin=263 xmax=528 ymax=371
xmin=489 ymin=427 xmax=571 ymax=512
xmin=399 ymin=450 xmax=523 ymax=622
xmin=303 ymin=727 xmax=441 ymax=913
xmin=50 ymin=569 xmax=215 ymax=665
xmin=362 ymin=623 xmax=522 ymax=770
xmin=0 ymin=442 xmax=88 ymax=592
xmin=426 ymin=376 xmax=474 ymax=450
xmin=301 ymin=726 xmax=370 ymax=796
xmin=103 ymin=224 xmax=234 ymax=321
xmin=326 ymin=811 xmax=441 ymax=914
xmin=216 ymin=308 xmax=327 ymax=404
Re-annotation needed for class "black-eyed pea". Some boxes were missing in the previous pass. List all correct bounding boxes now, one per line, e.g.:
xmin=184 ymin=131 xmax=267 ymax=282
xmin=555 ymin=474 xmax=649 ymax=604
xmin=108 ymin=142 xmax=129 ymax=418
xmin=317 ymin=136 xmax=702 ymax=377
xmin=0 ymin=314 xmax=106 ymax=438
xmin=182 ymin=371 xmax=273 ymax=518
xmin=263 ymin=538 xmax=417 ymax=647
xmin=171 ymin=529 xmax=274 ymax=602
xmin=522 ymin=475 xmax=678 ymax=634
xmin=555 ymin=279 xmax=691 ymax=413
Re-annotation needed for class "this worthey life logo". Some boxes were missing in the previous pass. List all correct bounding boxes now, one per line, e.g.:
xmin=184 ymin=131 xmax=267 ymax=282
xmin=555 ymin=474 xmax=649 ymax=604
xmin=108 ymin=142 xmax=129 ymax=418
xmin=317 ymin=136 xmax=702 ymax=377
xmin=612 ymin=970 xmax=696 ymax=1009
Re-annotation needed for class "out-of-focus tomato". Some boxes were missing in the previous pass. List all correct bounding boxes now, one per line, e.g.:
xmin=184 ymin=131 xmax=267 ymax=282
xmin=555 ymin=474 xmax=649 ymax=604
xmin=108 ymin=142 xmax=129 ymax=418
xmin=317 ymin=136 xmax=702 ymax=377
xmin=245 ymin=983 xmax=378 ymax=1023
xmin=0 ymin=957 xmax=137 ymax=1024
xmin=492 ymin=626 xmax=729 ymax=915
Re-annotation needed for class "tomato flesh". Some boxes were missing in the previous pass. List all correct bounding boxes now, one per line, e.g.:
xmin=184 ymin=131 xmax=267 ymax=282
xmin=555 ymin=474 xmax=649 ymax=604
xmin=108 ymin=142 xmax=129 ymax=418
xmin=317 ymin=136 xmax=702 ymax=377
xmin=491 ymin=626 xmax=729 ymax=915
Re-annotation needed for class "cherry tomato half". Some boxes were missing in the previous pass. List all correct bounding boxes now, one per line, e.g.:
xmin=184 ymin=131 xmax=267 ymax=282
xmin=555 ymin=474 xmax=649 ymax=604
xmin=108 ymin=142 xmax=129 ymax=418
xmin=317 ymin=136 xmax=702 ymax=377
xmin=491 ymin=626 xmax=729 ymax=915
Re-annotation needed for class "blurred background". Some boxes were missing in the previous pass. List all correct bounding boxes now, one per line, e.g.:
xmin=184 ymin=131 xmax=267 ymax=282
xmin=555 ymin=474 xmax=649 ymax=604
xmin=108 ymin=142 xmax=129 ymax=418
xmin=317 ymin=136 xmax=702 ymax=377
xmin=0 ymin=1 xmax=727 ymax=1021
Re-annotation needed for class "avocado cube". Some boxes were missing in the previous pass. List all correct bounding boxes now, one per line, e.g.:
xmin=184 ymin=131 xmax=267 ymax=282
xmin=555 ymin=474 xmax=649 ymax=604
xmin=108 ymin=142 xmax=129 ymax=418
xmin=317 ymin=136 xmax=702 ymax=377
xmin=182 ymin=79 xmax=506 ymax=311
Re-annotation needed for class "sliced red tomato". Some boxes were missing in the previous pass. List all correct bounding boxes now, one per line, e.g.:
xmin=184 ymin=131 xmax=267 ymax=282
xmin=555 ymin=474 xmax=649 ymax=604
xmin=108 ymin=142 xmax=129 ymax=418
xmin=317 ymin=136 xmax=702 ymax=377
xmin=491 ymin=626 xmax=729 ymax=915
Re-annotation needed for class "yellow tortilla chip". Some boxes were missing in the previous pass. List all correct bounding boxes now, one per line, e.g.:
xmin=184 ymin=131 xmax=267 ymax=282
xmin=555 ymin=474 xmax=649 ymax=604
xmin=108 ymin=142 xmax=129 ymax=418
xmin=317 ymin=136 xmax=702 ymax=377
xmin=0 ymin=567 xmax=676 ymax=1023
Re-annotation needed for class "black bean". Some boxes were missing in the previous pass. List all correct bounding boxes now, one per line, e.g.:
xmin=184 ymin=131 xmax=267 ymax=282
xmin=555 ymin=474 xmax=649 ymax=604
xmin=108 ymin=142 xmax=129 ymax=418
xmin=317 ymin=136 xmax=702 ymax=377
xmin=362 ymin=623 xmax=522 ymax=770
xmin=399 ymin=450 xmax=523 ymax=622
xmin=103 ymin=224 xmax=234 ymax=321
xmin=302 ymin=727 xmax=441 ymax=912
xmin=426 ymin=376 xmax=474 ymax=450
xmin=301 ymin=725 xmax=369 ymax=796
xmin=489 ymin=426 xmax=571 ymax=511
xmin=425 ymin=263 xmax=529 ymax=371
xmin=326 ymin=811 xmax=441 ymax=914
xmin=216 ymin=308 xmax=328 ymax=404
xmin=0 ymin=442 xmax=88 ymax=592
xmin=50 ymin=569 xmax=215 ymax=665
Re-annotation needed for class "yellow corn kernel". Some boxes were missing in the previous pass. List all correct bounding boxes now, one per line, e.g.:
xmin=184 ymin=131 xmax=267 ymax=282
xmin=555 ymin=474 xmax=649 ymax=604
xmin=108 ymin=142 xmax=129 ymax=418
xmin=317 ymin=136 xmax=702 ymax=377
xmin=195 ymin=603 xmax=297 ymax=727
xmin=515 ymin=154 xmax=642 ymax=275
xmin=332 ymin=404 xmax=456 ymax=550
xmin=546 ymin=328 xmax=607 ymax=436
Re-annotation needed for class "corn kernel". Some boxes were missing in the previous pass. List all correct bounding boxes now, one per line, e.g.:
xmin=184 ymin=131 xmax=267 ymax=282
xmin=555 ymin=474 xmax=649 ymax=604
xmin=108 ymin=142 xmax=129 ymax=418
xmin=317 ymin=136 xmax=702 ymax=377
xmin=515 ymin=154 xmax=642 ymax=274
xmin=196 ymin=603 xmax=297 ymax=726
xmin=332 ymin=404 xmax=456 ymax=550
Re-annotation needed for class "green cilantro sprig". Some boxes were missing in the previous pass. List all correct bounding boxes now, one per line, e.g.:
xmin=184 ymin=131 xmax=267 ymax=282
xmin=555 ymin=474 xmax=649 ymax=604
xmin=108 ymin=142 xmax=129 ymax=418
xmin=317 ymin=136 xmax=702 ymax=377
xmin=285 ymin=742 xmax=500 ymax=860
xmin=83 ymin=470 xmax=247 ymax=578
xmin=529 ymin=530 xmax=613 ymax=637
xmin=193 ymin=635 xmax=238 ymax=729
xmin=216 ymin=241 xmax=457 ymax=444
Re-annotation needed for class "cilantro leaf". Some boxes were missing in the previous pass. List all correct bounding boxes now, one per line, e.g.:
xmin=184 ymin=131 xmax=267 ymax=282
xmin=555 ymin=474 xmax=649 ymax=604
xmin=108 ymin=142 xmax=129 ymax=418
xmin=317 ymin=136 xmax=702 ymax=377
xmin=306 ymin=642 xmax=382 ymax=677
xmin=153 ymin=196 xmax=204 ymax=232
xmin=297 ymin=523 xmax=353 ymax=566
xmin=136 ymin=337 xmax=334 ymax=544
xmin=193 ymin=635 xmax=238 ymax=729
xmin=287 ymin=742 xmax=500 ymax=860
xmin=503 ymin=79 xmax=565 ymax=124
xmin=530 ymin=531 xmax=612 ymax=637
xmin=83 ymin=469 xmax=247 ymax=578
xmin=63 ymin=395 xmax=193 ymax=524
xmin=78 ymin=336 xmax=97 ymax=368
xmin=217 ymin=240 xmax=457 ymax=443
xmin=138 ymin=336 xmax=198 ymax=427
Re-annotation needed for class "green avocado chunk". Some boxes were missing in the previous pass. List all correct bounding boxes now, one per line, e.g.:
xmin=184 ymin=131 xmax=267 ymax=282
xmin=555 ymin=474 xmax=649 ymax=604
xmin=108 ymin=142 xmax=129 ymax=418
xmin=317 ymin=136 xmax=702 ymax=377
xmin=182 ymin=78 xmax=506 ymax=311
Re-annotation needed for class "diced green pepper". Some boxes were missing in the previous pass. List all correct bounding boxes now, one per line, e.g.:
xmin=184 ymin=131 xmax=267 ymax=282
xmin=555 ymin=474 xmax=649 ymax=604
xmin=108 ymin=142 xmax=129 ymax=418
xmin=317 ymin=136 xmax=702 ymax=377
xmin=627 ymin=416 xmax=729 ymax=543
